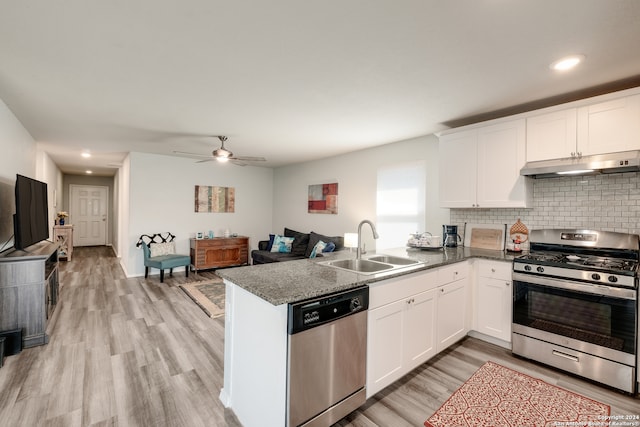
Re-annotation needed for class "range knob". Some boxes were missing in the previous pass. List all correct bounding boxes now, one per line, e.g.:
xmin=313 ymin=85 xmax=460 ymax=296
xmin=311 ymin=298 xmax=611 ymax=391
xmin=608 ymin=275 xmax=618 ymax=283
xmin=524 ymin=265 xmax=532 ymax=272
xmin=536 ymin=266 xmax=545 ymax=273
xmin=350 ymin=297 xmax=362 ymax=311
xmin=591 ymin=273 xmax=601 ymax=281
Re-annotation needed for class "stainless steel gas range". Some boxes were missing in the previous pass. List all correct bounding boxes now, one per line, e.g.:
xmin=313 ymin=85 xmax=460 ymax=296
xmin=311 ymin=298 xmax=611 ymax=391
xmin=512 ymin=229 xmax=639 ymax=393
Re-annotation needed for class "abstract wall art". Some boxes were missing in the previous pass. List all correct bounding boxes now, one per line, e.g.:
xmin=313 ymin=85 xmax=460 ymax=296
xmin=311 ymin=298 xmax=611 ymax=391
xmin=195 ymin=185 xmax=235 ymax=213
xmin=308 ymin=183 xmax=338 ymax=214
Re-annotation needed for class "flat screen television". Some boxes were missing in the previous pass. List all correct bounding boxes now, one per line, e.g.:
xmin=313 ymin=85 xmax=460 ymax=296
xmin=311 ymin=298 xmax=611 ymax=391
xmin=13 ymin=174 xmax=49 ymax=250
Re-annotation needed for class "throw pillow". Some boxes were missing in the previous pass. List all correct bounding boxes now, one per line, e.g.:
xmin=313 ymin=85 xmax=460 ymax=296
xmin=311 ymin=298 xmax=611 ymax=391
xmin=270 ymin=235 xmax=294 ymax=253
xmin=322 ymin=241 xmax=336 ymax=253
xmin=149 ymin=242 xmax=175 ymax=257
xmin=265 ymin=234 xmax=276 ymax=251
xmin=309 ymin=240 xmax=327 ymax=258
xmin=305 ymin=231 xmax=344 ymax=257
xmin=284 ymin=228 xmax=310 ymax=256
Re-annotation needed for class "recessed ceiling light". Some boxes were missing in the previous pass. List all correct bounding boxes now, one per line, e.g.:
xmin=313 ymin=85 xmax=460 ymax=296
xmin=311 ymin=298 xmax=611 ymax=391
xmin=550 ymin=54 xmax=585 ymax=71
xmin=86 ymin=170 xmax=93 ymax=174
xmin=81 ymin=152 xmax=91 ymax=158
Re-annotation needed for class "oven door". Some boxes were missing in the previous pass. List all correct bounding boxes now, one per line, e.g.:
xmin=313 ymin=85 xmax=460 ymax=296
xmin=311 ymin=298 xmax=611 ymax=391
xmin=512 ymin=272 xmax=637 ymax=364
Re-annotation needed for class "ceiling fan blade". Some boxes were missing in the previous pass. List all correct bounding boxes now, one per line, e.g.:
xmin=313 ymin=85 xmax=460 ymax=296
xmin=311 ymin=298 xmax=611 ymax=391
xmin=173 ymin=150 xmax=211 ymax=158
xmin=230 ymin=160 xmax=248 ymax=166
xmin=230 ymin=156 xmax=266 ymax=162
xmin=196 ymin=158 xmax=215 ymax=163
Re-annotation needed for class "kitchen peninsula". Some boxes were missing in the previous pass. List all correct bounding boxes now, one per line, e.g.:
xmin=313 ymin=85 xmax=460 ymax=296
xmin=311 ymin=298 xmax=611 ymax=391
xmin=216 ymin=246 xmax=517 ymax=427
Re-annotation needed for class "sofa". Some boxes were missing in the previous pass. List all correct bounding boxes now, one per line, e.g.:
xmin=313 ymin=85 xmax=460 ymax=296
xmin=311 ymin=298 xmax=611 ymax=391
xmin=251 ymin=228 xmax=344 ymax=264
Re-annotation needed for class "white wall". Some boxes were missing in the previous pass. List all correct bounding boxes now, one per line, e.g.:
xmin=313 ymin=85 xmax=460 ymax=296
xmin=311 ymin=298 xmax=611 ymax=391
xmin=272 ymin=134 xmax=449 ymax=251
xmin=116 ymin=154 xmax=131 ymax=273
xmin=0 ymin=98 xmax=36 ymax=178
xmin=0 ymin=98 xmax=38 ymax=250
xmin=124 ymin=152 xmax=273 ymax=277
xmin=35 ymin=150 xmax=63 ymax=240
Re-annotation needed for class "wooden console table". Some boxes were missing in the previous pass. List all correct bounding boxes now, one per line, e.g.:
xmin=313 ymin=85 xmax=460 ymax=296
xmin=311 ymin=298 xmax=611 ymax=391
xmin=53 ymin=225 xmax=74 ymax=261
xmin=190 ymin=236 xmax=249 ymax=272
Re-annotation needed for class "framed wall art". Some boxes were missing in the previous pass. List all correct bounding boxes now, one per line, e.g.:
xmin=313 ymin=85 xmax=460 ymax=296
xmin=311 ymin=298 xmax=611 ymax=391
xmin=308 ymin=183 xmax=338 ymax=214
xmin=195 ymin=185 xmax=235 ymax=213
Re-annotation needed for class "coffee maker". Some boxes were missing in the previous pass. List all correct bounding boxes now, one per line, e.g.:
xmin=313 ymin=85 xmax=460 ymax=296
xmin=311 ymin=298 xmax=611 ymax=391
xmin=443 ymin=225 xmax=462 ymax=247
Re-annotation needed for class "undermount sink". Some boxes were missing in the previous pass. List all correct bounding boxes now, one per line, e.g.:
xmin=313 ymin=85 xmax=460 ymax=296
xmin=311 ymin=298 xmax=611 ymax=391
xmin=321 ymin=255 xmax=424 ymax=275
xmin=367 ymin=255 xmax=420 ymax=265
xmin=324 ymin=259 xmax=394 ymax=274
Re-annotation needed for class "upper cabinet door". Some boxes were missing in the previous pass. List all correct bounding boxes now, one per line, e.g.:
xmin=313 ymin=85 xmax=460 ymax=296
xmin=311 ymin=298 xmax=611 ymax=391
xmin=577 ymin=94 xmax=640 ymax=156
xmin=438 ymin=129 xmax=478 ymax=208
xmin=477 ymin=119 xmax=528 ymax=208
xmin=526 ymin=109 xmax=577 ymax=162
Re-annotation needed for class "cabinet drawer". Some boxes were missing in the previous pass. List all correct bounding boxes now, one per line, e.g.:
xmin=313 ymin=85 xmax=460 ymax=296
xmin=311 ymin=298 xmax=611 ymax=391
xmin=437 ymin=262 xmax=469 ymax=284
xmin=369 ymin=269 xmax=438 ymax=310
xmin=477 ymin=261 xmax=511 ymax=280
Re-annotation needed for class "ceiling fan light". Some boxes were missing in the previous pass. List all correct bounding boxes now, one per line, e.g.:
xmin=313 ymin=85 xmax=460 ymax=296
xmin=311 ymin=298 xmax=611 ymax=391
xmin=213 ymin=148 xmax=232 ymax=158
xmin=216 ymin=156 xmax=230 ymax=163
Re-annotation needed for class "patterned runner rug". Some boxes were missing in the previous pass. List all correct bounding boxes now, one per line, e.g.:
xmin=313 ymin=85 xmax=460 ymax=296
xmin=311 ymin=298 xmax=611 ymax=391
xmin=179 ymin=277 xmax=225 ymax=319
xmin=425 ymin=361 xmax=610 ymax=427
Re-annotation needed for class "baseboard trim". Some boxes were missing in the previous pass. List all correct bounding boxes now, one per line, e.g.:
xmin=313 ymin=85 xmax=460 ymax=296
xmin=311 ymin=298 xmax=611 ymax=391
xmin=467 ymin=330 xmax=511 ymax=350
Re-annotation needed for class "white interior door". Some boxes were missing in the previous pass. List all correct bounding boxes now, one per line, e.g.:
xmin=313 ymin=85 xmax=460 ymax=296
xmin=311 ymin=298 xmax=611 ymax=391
xmin=70 ymin=185 xmax=108 ymax=246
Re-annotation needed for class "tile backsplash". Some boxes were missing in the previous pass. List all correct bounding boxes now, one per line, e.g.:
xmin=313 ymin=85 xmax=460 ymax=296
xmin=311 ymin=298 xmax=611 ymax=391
xmin=450 ymin=172 xmax=640 ymax=245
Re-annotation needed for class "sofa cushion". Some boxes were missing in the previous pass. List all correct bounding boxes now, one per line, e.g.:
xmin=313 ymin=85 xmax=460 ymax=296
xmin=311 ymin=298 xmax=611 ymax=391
xmin=284 ymin=228 xmax=310 ymax=256
xmin=305 ymin=231 xmax=344 ymax=257
xmin=271 ymin=235 xmax=294 ymax=253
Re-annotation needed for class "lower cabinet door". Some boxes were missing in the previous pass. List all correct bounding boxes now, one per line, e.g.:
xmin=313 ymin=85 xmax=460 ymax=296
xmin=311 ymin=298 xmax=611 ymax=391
xmin=366 ymin=299 xmax=404 ymax=398
xmin=367 ymin=288 xmax=438 ymax=398
xmin=477 ymin=276 xmax=512 ymax=342
xmin=436 ymin=279 xmax=468 ymax=352
xmin=403 ymin=288 xmax=437 ymax=367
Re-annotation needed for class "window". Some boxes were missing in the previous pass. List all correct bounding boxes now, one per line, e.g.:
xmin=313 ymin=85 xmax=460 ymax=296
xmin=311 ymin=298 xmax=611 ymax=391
xmin=376 ymin=161 xmax=426 ymax=250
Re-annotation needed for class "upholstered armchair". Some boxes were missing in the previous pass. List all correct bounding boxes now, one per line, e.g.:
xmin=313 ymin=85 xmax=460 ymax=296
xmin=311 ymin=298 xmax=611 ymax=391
xmin=136 ymin=232 xmax=191 ymax=282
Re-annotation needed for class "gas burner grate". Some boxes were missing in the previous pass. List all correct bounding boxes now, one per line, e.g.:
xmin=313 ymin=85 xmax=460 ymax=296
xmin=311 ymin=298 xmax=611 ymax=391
xmin=518 ymin=252 xmax=639 ymax=273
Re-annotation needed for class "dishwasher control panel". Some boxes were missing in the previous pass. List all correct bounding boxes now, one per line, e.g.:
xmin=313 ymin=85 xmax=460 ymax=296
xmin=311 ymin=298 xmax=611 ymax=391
xmin=288 ymin=285 xmax=369 ymax=334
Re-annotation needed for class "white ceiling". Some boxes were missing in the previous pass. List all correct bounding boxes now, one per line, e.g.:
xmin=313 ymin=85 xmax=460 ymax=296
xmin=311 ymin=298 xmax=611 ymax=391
xmin=1 ymin=1 xmax=640 ymax=175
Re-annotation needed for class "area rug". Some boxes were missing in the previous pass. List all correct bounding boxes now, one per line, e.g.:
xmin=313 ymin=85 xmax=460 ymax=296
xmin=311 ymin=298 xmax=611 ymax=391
xmin=179 ymin=278 xmax=225 ymax=319
xmin=425 ymin=361 xmax=610 ymax=427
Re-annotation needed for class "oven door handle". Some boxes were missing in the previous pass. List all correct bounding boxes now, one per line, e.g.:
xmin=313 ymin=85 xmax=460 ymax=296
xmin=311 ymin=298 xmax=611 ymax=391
xmin=512 ymin=272 xmax=637 ymax=300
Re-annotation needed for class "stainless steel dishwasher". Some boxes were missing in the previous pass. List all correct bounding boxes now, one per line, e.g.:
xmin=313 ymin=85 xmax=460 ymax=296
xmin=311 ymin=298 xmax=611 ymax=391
xmin=287 ymin=285 xmax=369 ymax=427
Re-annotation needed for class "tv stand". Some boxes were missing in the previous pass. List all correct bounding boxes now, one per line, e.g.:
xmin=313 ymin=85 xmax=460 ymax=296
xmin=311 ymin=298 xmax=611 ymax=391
xmin=0 ymin=240 xmax=60 ymax=348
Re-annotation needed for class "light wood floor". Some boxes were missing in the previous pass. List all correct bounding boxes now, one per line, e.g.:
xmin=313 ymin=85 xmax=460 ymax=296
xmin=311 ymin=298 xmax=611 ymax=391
xmin=0 ymin=247 xmax=637 ymax=426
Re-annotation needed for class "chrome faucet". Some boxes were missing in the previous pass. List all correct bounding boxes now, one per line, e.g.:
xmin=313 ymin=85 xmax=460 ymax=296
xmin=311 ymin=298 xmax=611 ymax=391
xmin=356 ymin=219 xmax=379 ymax=259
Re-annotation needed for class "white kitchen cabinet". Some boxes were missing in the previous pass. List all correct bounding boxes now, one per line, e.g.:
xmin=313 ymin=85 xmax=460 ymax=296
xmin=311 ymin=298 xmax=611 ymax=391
xmin=526 ymin=93 xmax=640 ymax=162
xmin=475 ymin=260 xmax=512 ymax=342
xmin=438 ymin=129 xmax=477 ymax=208
xmin=578 ymin=94 xmax=640 ymax=156
xmin=366 ymin=288 xmax=437 ymax=397
xmin=404 ymin=289 xmax=437 ymax=368
xmin=439 ymin=119 xmax=531 ymax=208
xmin=436 ymin=278 xmax=469 ymax=352
xmin=367 ymin=298 xmax=404 ymax=397
xmin=526 ymin=109 xmax=577 ymax=162
xmin=367 ymin=270 xmax=438 ymax=397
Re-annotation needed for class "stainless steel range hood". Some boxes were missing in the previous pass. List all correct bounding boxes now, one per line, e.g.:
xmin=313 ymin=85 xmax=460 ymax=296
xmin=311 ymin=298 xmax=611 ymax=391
xmin=520 ymin=150 xmax=640 ymax=178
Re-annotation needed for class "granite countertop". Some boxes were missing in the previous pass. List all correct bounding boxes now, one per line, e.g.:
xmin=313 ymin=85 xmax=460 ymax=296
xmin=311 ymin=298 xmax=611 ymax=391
xmin=217 ymin=246 xmax=522 ymax=306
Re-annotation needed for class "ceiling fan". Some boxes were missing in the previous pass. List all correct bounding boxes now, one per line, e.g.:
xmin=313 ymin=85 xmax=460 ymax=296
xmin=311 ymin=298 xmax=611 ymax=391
xmin=173 ymin=136 xmax=266 ymax=166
